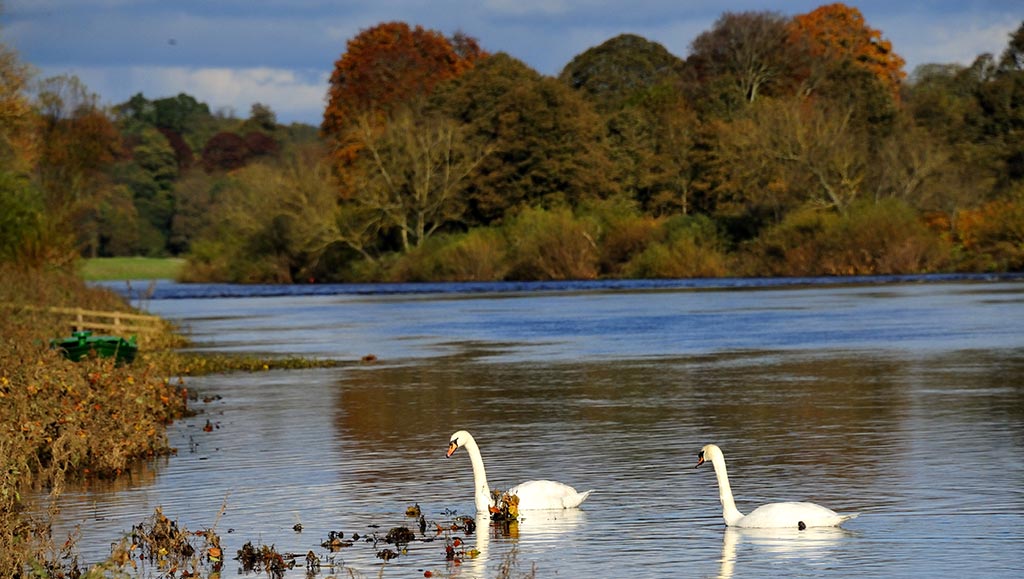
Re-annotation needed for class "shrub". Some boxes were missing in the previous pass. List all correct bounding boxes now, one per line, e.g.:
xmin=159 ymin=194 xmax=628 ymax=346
xmin=432 ymin=228 xmax=510 ymax=281
xmin=582 ymin=197 xmax=661 ymax=277
xmin=955 ymin=196 xmax=1024 ymax=271
xmin=623 ymin=214 xmax=729 ymax=278
xmin=742 ymin=200 xmax=951 ymax=276
xmin=503 ymin=206 xmax=600 ymax=280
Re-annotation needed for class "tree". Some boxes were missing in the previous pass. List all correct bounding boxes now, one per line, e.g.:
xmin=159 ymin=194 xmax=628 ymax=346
xmin=687 ymin=11 xmax=799 ymax=105
xmin=789 ymin=3 xmax=906 ymax=102
xmin=998 ymin=21 xmax=1024 ymax=72
xmin=185 ymin=148 xmax=342 ymax=283
xmin=348 ymin=106 xmax=491 ymax=252
xmin=34 ymin=74 xmax=123 ymax=258
xmin=109 ymin=127 xmax=177 ymax=255
xmin=559 ymin=34 xmax=684 ymax=113
xmin=322 ymin=22 xmax=485 ymax=165
xmin=0 ymin=40 xmax=36 ymax=172
xmin=201 ymin=132 xmax=250 ymax=173
xmin=432 ymin=53 xmax=618 ymax=223
xmin=715 ymin=97 xmax=870 ymax=221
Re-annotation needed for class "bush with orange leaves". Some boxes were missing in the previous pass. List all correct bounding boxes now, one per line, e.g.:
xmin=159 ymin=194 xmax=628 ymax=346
xmin=955 ymin=198 xmax=1024 ymax=272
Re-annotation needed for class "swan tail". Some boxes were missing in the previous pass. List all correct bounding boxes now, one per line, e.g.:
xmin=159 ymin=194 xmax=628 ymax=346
xmin=837 ymin=512 xmax=859 ymax=524
xmin=566 ymin=489 xmax=593 ymax=508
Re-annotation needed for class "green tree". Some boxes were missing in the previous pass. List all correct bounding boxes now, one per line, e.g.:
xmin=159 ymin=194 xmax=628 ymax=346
xmin=432 ymin=53 xmax=618 ymax=223
xmin=559 ymin=33 xmax=684 ymax=113
xmin=184 ymin=147 xmax=341 ymax=283
xmin=687 ymin=11 xmax=799 ymax=106
xmin=109 ymin=127 xmax=177 ymax=255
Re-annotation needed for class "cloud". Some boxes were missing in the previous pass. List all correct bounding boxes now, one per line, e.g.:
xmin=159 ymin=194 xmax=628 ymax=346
xmin=41 ymin=65 xmax=329 ymax=125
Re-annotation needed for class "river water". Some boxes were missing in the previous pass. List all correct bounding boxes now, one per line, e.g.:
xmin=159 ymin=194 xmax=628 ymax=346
xmin=54 ymin=276 xmax=1024 ymax=577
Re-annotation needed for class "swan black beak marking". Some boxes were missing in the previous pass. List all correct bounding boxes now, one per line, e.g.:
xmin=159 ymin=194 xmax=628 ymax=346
xmin=446 ymin=442 xmax=458 ymax=458
xmin=695 ymin=450 xmax=705 ymax=469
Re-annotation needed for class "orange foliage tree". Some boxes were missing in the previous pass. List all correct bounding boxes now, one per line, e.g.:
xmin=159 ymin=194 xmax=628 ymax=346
xmin=321 ymin=22 xmax=485 ymax=170
xmin=789 ymin=3 xmax=906 ymax=101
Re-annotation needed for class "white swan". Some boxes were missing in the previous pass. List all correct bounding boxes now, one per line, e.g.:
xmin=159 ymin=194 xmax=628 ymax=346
xmin=446 ymin=430 xmax=592 ymax=513
xmin=696 ymin=444 xmax=858 ymax=529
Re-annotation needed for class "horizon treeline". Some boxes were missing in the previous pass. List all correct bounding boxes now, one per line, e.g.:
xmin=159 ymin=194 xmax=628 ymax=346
xmin=2 ymin=3 xmax=1023 ymax=282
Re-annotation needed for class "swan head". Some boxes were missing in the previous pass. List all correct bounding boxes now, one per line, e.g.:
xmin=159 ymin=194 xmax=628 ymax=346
xmin=696 ymin=444 xmax=724 ymax=468
xmin=447 ymin=430 xmax=472 ymax=458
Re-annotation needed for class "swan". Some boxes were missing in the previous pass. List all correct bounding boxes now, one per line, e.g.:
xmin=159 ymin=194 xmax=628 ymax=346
xmin=446 ymin=430 xmax=592 ymax=513
xmin=695 ymin=444 xmax=858 ymax=529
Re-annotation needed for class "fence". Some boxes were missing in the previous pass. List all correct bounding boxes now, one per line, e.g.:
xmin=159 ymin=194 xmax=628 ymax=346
xmin=3 ymin=304 xmax=165 ymax=340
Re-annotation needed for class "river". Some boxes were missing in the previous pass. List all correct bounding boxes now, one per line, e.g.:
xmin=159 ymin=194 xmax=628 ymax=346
xmin=54 ymin=276 xmax=1024 ymax=577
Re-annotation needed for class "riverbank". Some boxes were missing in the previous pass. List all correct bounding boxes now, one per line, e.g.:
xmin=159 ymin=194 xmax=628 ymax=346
xmin=0 ymin=263 xmax=338 ymax=576
xmin=0 ymin=264 xmax=193 ymax=575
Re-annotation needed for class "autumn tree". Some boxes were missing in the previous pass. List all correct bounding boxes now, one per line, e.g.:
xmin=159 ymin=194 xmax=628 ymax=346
xmin=789 ymin=3 xmax=906 ymax=103
xmin=34 ymin=74 xmax=123 ymax=258
xmin=322 ymin=22 xmax=485 ymax=167
xmin=0 ymin=40 xmax=35 ymax=172
xmin=715 ymin=97 xmax=870 ymax=222
xmin=201 ymin=132 xmax=250 ymax=173
xmin=347 ymin=106 xmax=491 ymax=252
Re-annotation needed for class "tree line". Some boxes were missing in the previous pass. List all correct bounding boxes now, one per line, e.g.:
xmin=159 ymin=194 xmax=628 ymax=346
xmin=2 ymin=3 xmax=1023 ymax=282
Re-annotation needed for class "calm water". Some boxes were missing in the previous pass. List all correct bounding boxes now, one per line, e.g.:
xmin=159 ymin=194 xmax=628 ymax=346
xmin=52 ymin=277 xmax=1024 ymax=577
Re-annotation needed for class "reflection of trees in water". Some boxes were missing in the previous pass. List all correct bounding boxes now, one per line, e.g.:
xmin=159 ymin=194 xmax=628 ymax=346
xmin=334 ymin=343 xmax=1024 ymax=499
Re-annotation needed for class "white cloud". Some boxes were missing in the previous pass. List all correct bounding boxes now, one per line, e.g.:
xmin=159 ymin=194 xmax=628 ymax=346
xmin=41 ymin=65 xmax=329 ymax=125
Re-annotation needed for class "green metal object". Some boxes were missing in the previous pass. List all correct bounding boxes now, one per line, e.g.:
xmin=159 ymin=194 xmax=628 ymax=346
xmin=50 ymin=330 xmax=138 ymax=365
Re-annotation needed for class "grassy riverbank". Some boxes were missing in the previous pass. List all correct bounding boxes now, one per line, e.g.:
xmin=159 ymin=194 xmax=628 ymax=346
xmin=0 ymin=264 xmax=195 ymax=575
xmin=0 ymin=262 xmax=346 ymax=576
xmin=78 ymin=257 xmax=185 ymax=281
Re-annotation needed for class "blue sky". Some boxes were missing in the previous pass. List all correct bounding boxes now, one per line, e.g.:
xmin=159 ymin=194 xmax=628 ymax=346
xmin=3 ymin=1 xmax=1021 ymax=125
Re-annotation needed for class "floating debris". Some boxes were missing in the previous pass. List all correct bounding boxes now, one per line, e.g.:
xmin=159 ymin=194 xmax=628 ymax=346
xmin=489 ymin=491 xmax=520 ymax=522
xmin=321 ymin=530 xmax=353 ymax=550
xmin=376 ymin=548 xmax=399 ymax=561
xmin=108 ymin=507 xmax=222 ymax=576
xmin=385 ymin=526 xmax=416 ymax=545
xmin=236 ymin=541 xmax=293 ymax=578
xmin=406 ymin=503 xmax=422 ymax=517
xmin=305 ymin=550 xmax=320 ymax=571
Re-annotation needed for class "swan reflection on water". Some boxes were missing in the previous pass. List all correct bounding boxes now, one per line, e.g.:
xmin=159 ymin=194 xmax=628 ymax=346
xmin=717 ymin=526 xmax=855 ymax=579
xmin=468 ymin=508 xmax=587 ymax=576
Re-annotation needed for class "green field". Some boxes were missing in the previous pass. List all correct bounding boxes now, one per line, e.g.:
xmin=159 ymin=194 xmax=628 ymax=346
xmin=79 ymin=257 xmax=186 ymax=281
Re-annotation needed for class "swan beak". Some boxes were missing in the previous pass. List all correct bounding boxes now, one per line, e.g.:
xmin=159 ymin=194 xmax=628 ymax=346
xmin=446 ymin=441 xmax=458 ymax=458
xmin=695 ymin=451 xmax=705 ymax=469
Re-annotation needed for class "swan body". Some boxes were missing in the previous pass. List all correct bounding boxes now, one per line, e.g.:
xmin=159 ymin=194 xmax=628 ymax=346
xmin=446 ymin=430 xmax=592 ymax=513
xmin=696 ymin=444 xmax=858 ymax=529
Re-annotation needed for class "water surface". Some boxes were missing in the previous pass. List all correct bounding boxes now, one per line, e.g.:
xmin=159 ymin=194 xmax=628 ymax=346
xmin=55 ymin=277 xmax=1024 ymax=577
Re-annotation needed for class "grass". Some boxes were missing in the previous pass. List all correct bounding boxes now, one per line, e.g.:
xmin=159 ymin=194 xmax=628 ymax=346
xmin=78 ymin=257 xmax=186 ymax=281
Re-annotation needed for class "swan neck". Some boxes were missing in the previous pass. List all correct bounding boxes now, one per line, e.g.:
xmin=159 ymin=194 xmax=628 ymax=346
xmin=710 ymin=453 xmax=745 ymax=526
xmin=463 ymin=437 xmax=492 ymax=513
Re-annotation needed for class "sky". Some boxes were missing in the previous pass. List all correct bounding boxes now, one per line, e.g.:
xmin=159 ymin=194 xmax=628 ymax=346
xmin=2 ymin=1 xmax=1021 ymax=126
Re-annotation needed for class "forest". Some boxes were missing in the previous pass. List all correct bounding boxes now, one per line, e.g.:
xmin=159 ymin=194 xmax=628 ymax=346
xmin=2 ymin=3 xmax=1023 ymax=282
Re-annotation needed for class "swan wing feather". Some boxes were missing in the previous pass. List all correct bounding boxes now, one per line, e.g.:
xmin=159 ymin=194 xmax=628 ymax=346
xmin=507 ymin=480 xmax=593 ymax=510
xmin=738 ymin=502 xmax=857 ymax=529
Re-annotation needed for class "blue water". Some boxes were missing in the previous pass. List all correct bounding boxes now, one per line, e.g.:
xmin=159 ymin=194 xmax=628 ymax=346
xmin=53 ymin=275 xmax=1024 ymax=578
